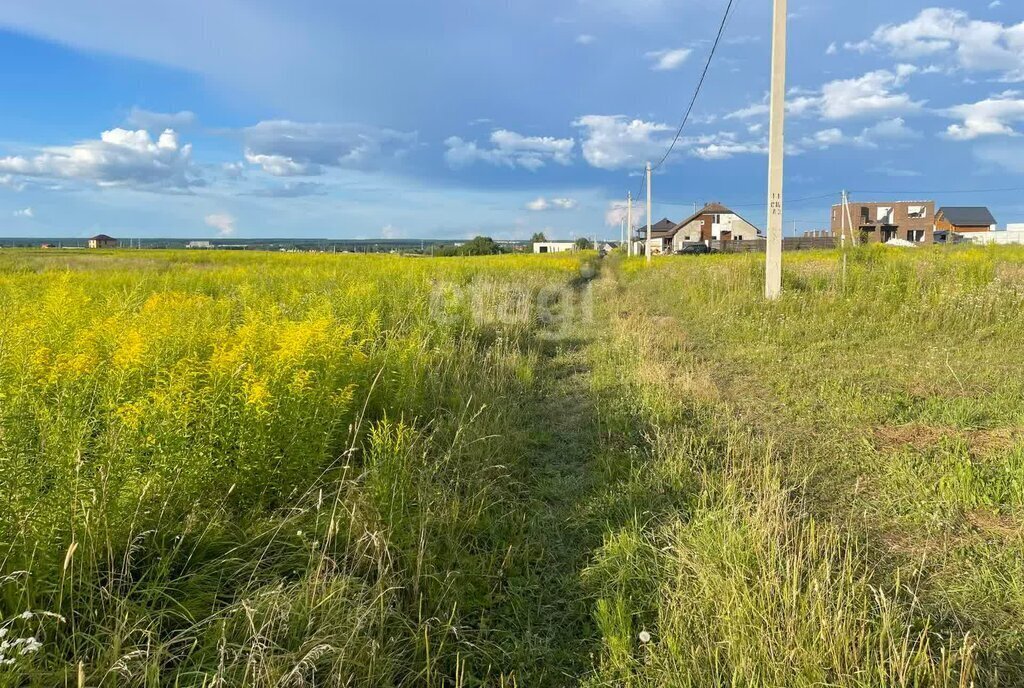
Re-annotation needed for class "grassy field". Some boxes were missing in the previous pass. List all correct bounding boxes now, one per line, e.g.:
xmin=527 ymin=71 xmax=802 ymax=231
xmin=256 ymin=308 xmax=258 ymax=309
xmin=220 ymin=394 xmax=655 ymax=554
xmin=1 ymin=246 xmax=1023 ymax=686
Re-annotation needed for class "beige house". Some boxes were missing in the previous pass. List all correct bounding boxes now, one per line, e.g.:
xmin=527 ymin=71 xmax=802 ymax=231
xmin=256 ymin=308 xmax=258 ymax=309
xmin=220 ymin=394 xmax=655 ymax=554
xmin=668 ymin=203 xmax=761 ymax=252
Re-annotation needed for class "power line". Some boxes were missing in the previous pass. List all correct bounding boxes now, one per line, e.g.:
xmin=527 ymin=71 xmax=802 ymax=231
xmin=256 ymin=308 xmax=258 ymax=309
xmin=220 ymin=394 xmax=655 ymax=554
xmin=650 ymin=0 xmax=737 ymax=172
xmin=848 ymin=186 xmax=1024 ymax=196
xmin=654 ymin=192 xmax=836 ymax=209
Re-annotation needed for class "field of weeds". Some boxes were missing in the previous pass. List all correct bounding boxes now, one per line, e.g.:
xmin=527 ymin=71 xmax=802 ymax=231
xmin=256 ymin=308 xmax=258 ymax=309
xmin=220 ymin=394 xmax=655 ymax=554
xmin=2 ymin=245 xmax=1023 ymax=686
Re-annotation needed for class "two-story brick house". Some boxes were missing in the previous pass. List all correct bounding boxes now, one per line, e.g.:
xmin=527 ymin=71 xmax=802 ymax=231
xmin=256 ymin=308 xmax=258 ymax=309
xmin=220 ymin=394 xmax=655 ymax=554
xmin=830 ymin=201 xmax=935 ymax=244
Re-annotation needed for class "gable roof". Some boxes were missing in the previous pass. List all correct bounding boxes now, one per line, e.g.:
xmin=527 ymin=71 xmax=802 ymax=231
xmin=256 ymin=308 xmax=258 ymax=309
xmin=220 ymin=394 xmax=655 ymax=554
xmin=90 ymin=234 xmax=116 ymax=241
xmin=667 ymin=203 xmax=761 ymax=238
xmin=938 ymin=207 xmax=997 ymax=227
xmin=633 ymin=218 xmax=677 ymax=237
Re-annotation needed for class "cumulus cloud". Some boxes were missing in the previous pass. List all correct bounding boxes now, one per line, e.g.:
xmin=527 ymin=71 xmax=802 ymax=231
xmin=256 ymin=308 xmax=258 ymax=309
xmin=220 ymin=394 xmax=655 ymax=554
xmin=573 ymin=115 xmax=673 ymax=169
xmin=850 ymin=9 xmax=1024 ymax=82
xmin=243 ymin=120 xmax=415 ymax=176
xmin=125 ymin=107 xmax=197 ymax=130
xmin=205 ymin=213 xmax=237 ymax=237
xmin=576 ymin=34 xmax=596 ymax=45
xmin=645 ymin=48 xmax=693 ymax=71
xmin=444 ymin=129 xmax=574 ymax=170
xmin=945 ymin=92 xmax=1024 ymax=140
xmin=573 ymin=115 xmax=766 ymax=167
xmin=0 ymin=128 xmax=198 ymax=190
xmin=795 ymin=117 xmax=921 ymax=152
xmin=795 ymin=66 xmax=922 ymax=120
xmin=728 ymin=67 xmax=921 ymax=123
xmin=526 ymin=197 xmax=578 ymax=211
xmin=12 ymin=207 xmax=33 ymax=218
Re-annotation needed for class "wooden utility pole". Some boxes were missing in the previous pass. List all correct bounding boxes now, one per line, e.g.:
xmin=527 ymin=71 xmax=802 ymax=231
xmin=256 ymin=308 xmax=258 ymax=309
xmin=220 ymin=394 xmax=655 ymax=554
xmin=627 ymin=191 xmax=633 ymax=257
xmin=646 ymin=162 xmax=653 ymax=265
xmin=764 ymin=0 xmax=787 ymax=299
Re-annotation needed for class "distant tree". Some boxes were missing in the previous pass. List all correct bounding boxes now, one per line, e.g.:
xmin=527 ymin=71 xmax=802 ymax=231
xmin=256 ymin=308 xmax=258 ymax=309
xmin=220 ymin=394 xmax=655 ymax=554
xmin=575 ymin=237 xmax=594 ymax=251
xmin=531 ymin=232 xmax=547 ymax=244
xmin=433 ymin=236 xmax=504 ymax=257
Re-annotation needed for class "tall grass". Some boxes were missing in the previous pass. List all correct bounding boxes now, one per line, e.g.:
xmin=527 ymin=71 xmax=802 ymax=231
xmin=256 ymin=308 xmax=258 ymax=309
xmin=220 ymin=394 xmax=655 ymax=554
xmin=585 ymin=246 xmax=1024 ymax=686
xmin=0 ymin=250 xmax=584 ymax=685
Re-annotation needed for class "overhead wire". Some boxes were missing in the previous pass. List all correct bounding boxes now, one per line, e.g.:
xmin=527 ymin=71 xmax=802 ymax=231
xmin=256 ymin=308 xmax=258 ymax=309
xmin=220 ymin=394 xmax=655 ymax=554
xmin=651 ymin=0 xmax=737 ymax=172
xmin=625 ymin=0 xmax=738 ymax=239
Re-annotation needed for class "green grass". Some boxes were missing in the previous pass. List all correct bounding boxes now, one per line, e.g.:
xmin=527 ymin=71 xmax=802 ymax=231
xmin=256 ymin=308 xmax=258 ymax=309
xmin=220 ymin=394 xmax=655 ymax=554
xmin=2 ymin=246 xmax=1024 ymax=686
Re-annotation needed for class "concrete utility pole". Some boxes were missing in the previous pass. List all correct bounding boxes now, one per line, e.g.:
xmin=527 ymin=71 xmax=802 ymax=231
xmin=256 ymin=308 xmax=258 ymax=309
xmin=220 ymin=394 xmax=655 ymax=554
xmin=764 ymin=0 xmax=788 ymax=300
xmin=646 ymin=162 xmax=653 ymax=266
xmin=627 ymin=191 xmax=633 ymax=257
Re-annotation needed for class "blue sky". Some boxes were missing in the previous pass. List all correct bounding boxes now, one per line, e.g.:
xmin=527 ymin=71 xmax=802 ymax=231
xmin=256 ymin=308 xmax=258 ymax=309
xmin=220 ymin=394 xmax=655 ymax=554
xmin=0 ymin=0 xmax=1022 ymax=239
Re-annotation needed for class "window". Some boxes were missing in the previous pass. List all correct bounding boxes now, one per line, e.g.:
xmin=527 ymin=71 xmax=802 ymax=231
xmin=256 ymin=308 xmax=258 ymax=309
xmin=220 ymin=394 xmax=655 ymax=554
xmin=907 ymin=205 xmax=926 ymax=219
xmin=877 ymin=207 xmax=893 ymax=224
xmin=907 ymin=230 xmax=925 ymax=242
xmin=860 ymin=207 xmax=870 ymax=224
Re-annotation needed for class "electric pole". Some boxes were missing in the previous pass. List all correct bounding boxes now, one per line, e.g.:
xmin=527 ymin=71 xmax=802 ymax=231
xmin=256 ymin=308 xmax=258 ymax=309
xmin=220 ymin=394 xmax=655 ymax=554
xmin=764 ymin=0 xmax=788 ymax=300
xmin=646 ymin=162 xmax=653 ymax=266
xmin=627 ymin=191 xmax=633 ymax=257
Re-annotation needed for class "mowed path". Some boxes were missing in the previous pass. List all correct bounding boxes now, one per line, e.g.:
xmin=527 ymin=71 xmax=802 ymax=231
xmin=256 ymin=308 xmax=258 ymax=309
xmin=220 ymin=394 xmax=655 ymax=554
xmin=490 ymin=285 xmax=610 ymax=685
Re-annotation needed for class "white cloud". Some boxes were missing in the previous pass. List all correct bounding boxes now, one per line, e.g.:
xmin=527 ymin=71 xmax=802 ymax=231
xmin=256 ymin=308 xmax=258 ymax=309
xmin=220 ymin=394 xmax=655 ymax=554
xmin=796 ymin=117 xmax=922 ymax=152
xmin=243 ymin=120 xmax=415 ymax=176
xmin=605 ymin=199 xmax=647 ymax=228
xmin=725 ymin=102 xmax=769 ymax=120
xmin=576 ymin=34 xmax=596 ymax=45
xmin=0 ymin=174 xmax=25 ymax=192
xmin=222 ymin=161 xmax=246 ymax=180
xmin=765 ymin=66 xmax=922 ymax=122
xmin=573 ymin=115 xmax=767 ymax=167
xmin=826 ymin=42 xmax=838 ymax=56
xmin=645 ymin=48 xmax=693 ymax=71
xmin=12 ymin=207 xmax=33 ymax=218
xmin=816 ymin=66 xmax=921 ymax=120
xmin=572 ymin=115 xmax=672 ymax=169
xmin=246 ymin=181 xmax=327 ymax=197
xmin=853 ymin=9 xmax=1024 ymax=82
xmin=204 ymin=213 xmax=236 ymax=237
xmin=125 ymin=107 xmax=197 ymax=130
xmin=444 ymin=129 xmax=574 ymax=170
xmin=0 ymin=128 xmax=198 ymax=190
xmin=945 ymin=93 xmax=1024 ymax=140
xmin=381 ymin=224 xmax=405 ymax=239
xmin=691 ymin=135 xmax=766 ymax=160
xmin=526 ymin=197 xmax=578 ymax=211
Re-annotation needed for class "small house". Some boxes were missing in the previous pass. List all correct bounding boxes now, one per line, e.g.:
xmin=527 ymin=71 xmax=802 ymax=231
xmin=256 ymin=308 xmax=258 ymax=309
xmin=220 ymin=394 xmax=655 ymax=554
xmin=87 ymin=234 xmax=117 ymax=249
xmin=668 ymin=203 xmax=761 ymax=252
xmin=533 ymin=242 xmax=576 ymax=254
xmin=935 ymin=207 xmax=998 ymax=234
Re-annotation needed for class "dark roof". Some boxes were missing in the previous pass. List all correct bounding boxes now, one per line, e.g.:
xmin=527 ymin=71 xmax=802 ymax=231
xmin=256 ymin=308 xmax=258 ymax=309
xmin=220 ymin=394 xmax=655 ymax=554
xmin=633 ymin=218 xmax=678 ymax=237
xmin=90 ymin=234 xmax=116 ymax=241
xmin=938 ymin=207 xmax=997 ymax=227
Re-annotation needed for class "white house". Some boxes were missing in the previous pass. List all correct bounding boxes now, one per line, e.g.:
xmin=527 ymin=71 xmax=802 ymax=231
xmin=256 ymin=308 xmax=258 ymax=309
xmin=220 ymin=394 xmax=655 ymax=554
xmin=669 ymin=203 xmax=761 ymax=252
xmin=533 ymin=242 xmax=576 ymax=254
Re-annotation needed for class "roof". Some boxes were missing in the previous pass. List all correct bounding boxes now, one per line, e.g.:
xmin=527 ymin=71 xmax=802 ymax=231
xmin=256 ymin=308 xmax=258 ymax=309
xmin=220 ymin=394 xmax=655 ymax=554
xmin=634 ymin=218 xmax=677 ymax=237
xmin=667 ymin=203 xmax=760 ymax=238
xmin=938 ymin=207 xmax=997 ymax=227
xmin=90 ymin=234 xmax=116 ymax=241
